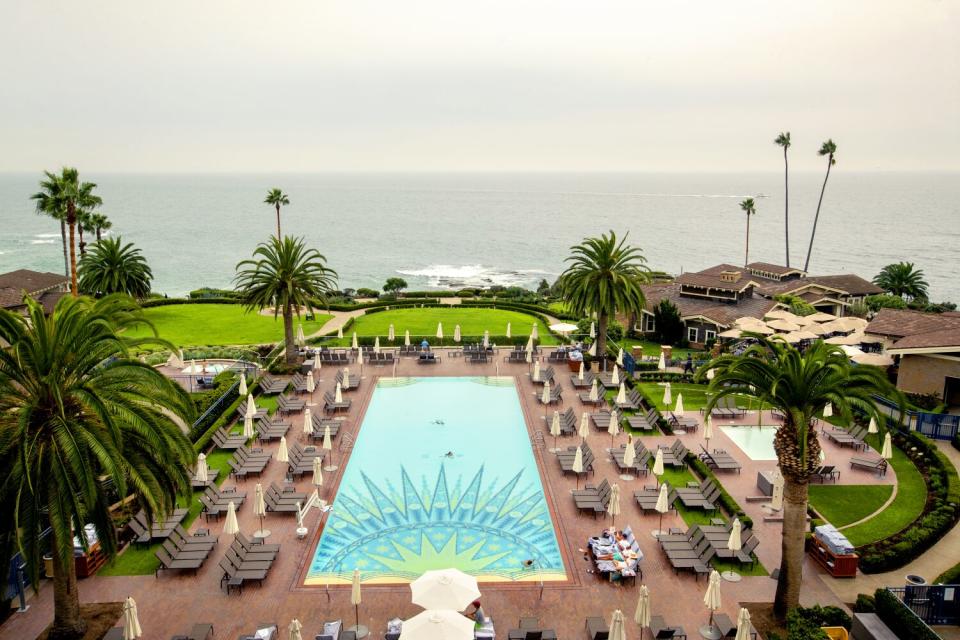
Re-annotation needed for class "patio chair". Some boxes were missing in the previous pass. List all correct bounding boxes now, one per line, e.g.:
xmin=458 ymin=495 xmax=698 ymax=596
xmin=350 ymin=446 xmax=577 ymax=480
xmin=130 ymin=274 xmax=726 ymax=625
xmin=650 ymin=615 xmax=688 ymax=639
xmin=585 ymin=616 xmax=609 ymax=640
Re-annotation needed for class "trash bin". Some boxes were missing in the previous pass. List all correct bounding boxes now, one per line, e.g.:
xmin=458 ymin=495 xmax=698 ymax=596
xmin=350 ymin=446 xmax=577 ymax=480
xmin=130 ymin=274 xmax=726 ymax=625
xmin=905 ymin=574 xmax=927 ymax=604
xmin=43 ymin=554 xmax=54 ymax=579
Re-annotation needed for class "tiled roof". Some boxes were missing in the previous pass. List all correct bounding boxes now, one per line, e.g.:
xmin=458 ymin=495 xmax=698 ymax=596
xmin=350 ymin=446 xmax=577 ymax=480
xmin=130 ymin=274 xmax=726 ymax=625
xmin=642 ymin=283 xmax=778 ymax=327
xmin=746 ymin=262 xmax=806 ymax=277
xmin=696 ymin=263 xmax=743 ymax=276
xmin=0 ymin=269 xmax=69 ymax=310
xmin=754 ymin=274 xmax=883 ymax=298
xmin=867 ymin=308 xmax=960 ymax=338
xmin=890 ymin=329 xmax=960 ymax=351
xmin=675 ymin=271 xmax=754 ymax=292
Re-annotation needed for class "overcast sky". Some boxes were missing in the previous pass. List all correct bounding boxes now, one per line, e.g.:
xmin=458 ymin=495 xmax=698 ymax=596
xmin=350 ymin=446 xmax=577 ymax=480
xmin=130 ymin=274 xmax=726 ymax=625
xmin=1 ymin=0 xmax=957 ymax=172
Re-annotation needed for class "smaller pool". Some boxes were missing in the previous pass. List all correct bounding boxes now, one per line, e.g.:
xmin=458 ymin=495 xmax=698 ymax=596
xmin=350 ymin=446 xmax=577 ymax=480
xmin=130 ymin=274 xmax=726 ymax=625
xmin=720 ymin=425 xmax=778 ymax=461
xmin=181 ymin=363 xmax=229 ymax=375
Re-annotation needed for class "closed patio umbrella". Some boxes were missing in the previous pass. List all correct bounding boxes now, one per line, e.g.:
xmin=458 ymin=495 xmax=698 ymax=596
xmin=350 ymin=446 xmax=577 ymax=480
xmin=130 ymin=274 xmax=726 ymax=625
xmin=399 ymin=609 xmax=474 ymax=640
xmin=526 ymin=334 xmax=535 ymax=352
xmin=246 ymin=393 xmax=257 ymax=418
xmin=578 ymin=361 xmax=585 ymax=381
xmin=525 ymin=348 xmax=532 ymax=364
xmin=823 ymin=402 xmax=833 ymax=418
xmin=722 ymin=519 xmax=743 ymax=582
xmin=589 ymin=379 xmax=600 ymax=402
xmin=453 ymin=325 xmax=461 ymax=343
xmin=277 ymin=436 xmax=289 ymax=463
xmin=607 ymin=408 xmax=620 ymax=448
xmin=195 ymin=453 xmax=209 ymax=483
xmin=881 ymin=432 xmax=893 ymax=459
xmin=335 ymin=382 xmax=343 ymax=404
xmin=675 ymin=394 xmax=684 ymax=414
xmin=634 ymin=584 xmax=651 ymax=629
xmin=653 ymin=482 xmax=669 ymax=538
xmin=223 ymin=501 xmax=239 ymax=535
xmin=532 ymin=360 xmax=541 ymax=382
xmin=352 ymin=332 xmax=359 ymax=349
xmin=405 ymin=330 xmax=411 ymax=346
xmin=374 ymin=336 xmax=381 ymax=353
xmin=238 ymin=373 xmax=248 ymax=396
xmin=589 ymin=322 xmax=596 ymax=338
xmin=653 ymin=449 xmax=665 ymax=483
xmin=323 ymin=424 xmax=336 ymax=471
xmin=506 ymin=322 xmax=511 ymax=338
xmin=123 ymin=596 xmax=142 ymax=640
xmin=189 ymin=359 xmax=197 ymax=374
xmin=663 ymin=382 xmax=672 ymax=405
xmin=588 ymin=342 xmax=597 ymax=357
xmin=623 ymin=434 xmax=636 ymax=469
xmin=350 ymin=569 xmax=366 ymax=638
xmin=734 ymin=608 xmax=752 ymax=640
xmin=254 ymin=483 xmax=269 ymax=538
xmin=611 ymin=364 xmax=620 ymax=386
xmin=572 ymin=445 xmax=584 ymax=490
xmin=550 ymin=410 xmax=562 ymax=451
xmin=313 ymin=352 xmax=322 ymax=371
xmin=701 ymin=570 xmax=723 ymax=639
xmin=704 ymin=415 xmax=714 ymax=450
xmin=243 ymin=411 xmax=254 ymax=439
xmin=657 ymin=352 xmax=666 ymax=371
xmin=770 ymin=469 xmax=784 ymax=511
xmin=531 ymin=323 xmax=539 ymax=340
xmin=306 ymin=371 xmax=316 ymax=394
xmin=303 ymin=408 xmax=313 ymax=436
xmin=483 ymin=330 xmax=489 ymax=348
xmin=436 ymin=323 xmax=443 ymax=339
xmin=313 ymin=456 xmax=323 ymax=489
xmin=297 ymin=324 xmax=306 ymax=347
xmin=617 ymin=348 xmax=624 ymax=367
xmin=579 ymin=412 xmax=590 ymax=443
xmin=608 ymin=609 xmax=626 ymax=640
xmin=388 ymin=324 xmax=395 ymax=341
xmin=607 ymin=483 xmax=621 ymax=526
xmin=541 ymin=380 xmax=551 ymax=404
xmin=616 ymin=382 xmax=627 ymax=405
xmin=410 ymin=568 xmax=480 ymax=611
xmin=868 ymin=416 xmax=878 ymax=434
xmin=288 ymin=618 xmax=304 ymax=640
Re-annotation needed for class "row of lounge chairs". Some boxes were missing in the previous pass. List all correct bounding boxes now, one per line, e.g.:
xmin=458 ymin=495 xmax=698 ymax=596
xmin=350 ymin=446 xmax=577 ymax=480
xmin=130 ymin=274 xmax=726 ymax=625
xmin=199 ymin=485 xmax=246 ymax=521
xmin=665 ymin=411 xmax=698 ymax=431
xmin=317 ymin=351 xmax=353 ymax=364
xmin=236 ymin=403 xmax=268 ymax=422
xmin=675 ymin=478 xmax=721 ymax=511
xmin=611 ymin=441 xmax=652 ymax=476
xmin=823 ymin=425 xmax=868 ymax=450
xmin=658 ymin=439 xmax=689 ymax=468
xmin=364 ymin=352 xmax=395 ymax=365
xmin=538 ymin=383 xmax=563 ymax=405
xmin=417 ymin=352 xmax=441 ymax=364
xmin=259 ymin=374 xmax=289 ymax=395
xmin=257 ymin=415 xmax=291 ymax=442
xmin=277 ymin=393 xmax=306 ymax=414
xmin=635 ymin=485 xmax=677 ymax=513
xmin=573 ymin=478 xmax=612 ymax=517
xmin=558 ymin=444 xmax=594 ymax=475
xmin=324 ymin=391 xmax=351 ymax=414
xmin=155 ymin=527 xmax=216 ymax=577
xmin=213 ymin=425 xmax=247 ymax=450
xmin=547 ymin=349 xmax=570 ymax=363
xmin=531 ymin=365 xmax=555 ymax=385
xmin=129 ymin=508 xmax=189 ymax=544
xmin=287 ymin=442 xmax=323 ymax=479
xmin=290 ymin=372 xmax=310 ymax=393
xmin=335 ymin=369 xmax=360 ymax=390
xmin=698 ymin=445 xmax=742 ymax=473
xmin=265 ymin=482 xmax=307 ymax=513
xmin=570 ymin=371 xmax=595 ymax=388
xmin=709 ymin=396 xmax=745 ymax=419
xmin=614 ymin=386 xmax=644 ymax=411
xmin=228 ymin=445 xmax=271 ymax=480
xmin=220 ymin=532 xmax=280 ymax=592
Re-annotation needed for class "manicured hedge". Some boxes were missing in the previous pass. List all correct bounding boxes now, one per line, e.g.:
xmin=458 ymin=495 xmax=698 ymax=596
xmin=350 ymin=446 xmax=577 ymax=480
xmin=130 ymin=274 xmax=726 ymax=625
xmin=193 ymin=380 xmax=258 ymax=452
xmin=634 ymin=371 xmax=695 ymax=383
xmin=874 ymin=588 xmax=939 ymax=640
xmin=686 ymin=455 xmax=754 ymax=529
xmin=142 ymin=296 xmax=239 ymax=308
xmin=190 ymin=370 xmax=236 ymax=415
xmin=322 ymin=298 xmax=440 ymax=312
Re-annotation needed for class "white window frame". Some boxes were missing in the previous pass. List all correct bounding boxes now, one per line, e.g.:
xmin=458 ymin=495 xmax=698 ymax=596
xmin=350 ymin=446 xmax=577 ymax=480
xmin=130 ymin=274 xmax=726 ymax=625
xmin=704 ymin=329 xmax=716 ymax=342
xmin=687 ymin=327 xmax=699 ymax=342
xmin=645 ymin=315 xmax=656 ymax=332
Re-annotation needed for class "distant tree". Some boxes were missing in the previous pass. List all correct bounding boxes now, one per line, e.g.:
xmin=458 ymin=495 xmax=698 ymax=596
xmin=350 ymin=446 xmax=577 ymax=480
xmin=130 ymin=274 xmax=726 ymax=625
xmin=77 ymin=209 xmax=94 ymax=256
xmin=775 ymin=132 xmax=792 ymax=267
xmin=866 ymin=294 xmax=908 ymax=312
xmin=264 ymin=188 xmax=290 ymax=238
xmin=537 ymin=279 xmax=551 ymax=296
xmin=774 ymin=294 xmax=816 ymax=317
xmin=804 ymin=139 xmax=837 ymax=272
xmin=847 ymin=301 xmax=869 ymax=318
xmin=873 ymin=262 xmax=929 ymax=300
xmin=78 ymin=236 xmax=153 ymax=299
xmin=235 ymin=236 xmax=337 ymax=365
xmin=383 ymin=277 xmax=408 ymax=296
xmin=558 ymin=231 xmax=649 ymax=360
xmin=739 ymin=197 xmax=757 ymax=267
xmin=89 ymin=213 xmax=111 ymax=241
xmin=356 ymin=288 xmax=379 ymax=298
xmin=652 ymin=299 xmax=684 ymax=345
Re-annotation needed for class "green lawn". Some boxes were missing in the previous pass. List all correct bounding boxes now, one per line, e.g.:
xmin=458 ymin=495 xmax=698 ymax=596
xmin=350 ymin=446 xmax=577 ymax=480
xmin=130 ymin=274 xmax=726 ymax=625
xmin=125 ymin=304 xmax=333 ymax=347
xmin=635 ymin=382 xmax=759 ymax=412
xmin=618 ymin=337 xmax=705 ymax=361
xmin=337 ymin=308 xmax=558 ymax=344
xmin=808 ymin=484 xmax=894 ymax=528
xmin=841 ymin=434 xmax=927 ymax=546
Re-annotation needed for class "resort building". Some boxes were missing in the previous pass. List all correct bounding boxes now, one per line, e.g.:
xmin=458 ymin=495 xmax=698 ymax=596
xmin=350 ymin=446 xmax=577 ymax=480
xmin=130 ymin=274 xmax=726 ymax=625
xmin=0 ymin=268 xmax=69 ymax=315
xmin=866 ymin=308 xmax=960 ymax=407
xmin=635 ymin=262 xmax=883 ymax=346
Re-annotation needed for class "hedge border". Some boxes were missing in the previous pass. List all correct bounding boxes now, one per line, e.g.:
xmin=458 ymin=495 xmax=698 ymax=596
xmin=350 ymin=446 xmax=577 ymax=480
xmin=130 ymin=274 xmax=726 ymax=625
xmin=873 ymin=588 xmax=939 ymax=640
xmin=686 ymin=455 xmax=754 ymax=529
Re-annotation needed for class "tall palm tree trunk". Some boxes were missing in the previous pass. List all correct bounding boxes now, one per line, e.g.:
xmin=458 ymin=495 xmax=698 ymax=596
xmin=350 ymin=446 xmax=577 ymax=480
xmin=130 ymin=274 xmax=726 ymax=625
xmin=597 ymin=312 xmax=609 ymax=371
xmin=275 ymin=204 xmax=281 ymax=238
xmin=283 ymin=302 xmax=297 ymax=365
xmin=744 ymin=214 xmax=751 ymax=267
xmin=60 ymin=219 xmax=69 ymax=276
xmin=804 ymin=160 xmax=833 ymax=272
xmin=78 ymin=226 xmax=86 ymax=257
xmin=67 ymin=203 xmax=78 ymax=296
xmin=96 ymin=226 xmax=102 ymax=241
xmin=783 ymin=147 xmax=790 ymax=267
xmin=774 ymin=478 xmax=808 ymax=616
xmin=48 ymin=524 xmax=86 ymax=639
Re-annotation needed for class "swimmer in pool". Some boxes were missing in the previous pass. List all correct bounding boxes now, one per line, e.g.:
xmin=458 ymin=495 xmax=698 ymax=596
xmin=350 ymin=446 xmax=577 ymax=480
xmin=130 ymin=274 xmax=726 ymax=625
xmin=444 ymin=451 xmax=455 ymax=458
xmin=432 ymin=419 xmax=445 ymax=425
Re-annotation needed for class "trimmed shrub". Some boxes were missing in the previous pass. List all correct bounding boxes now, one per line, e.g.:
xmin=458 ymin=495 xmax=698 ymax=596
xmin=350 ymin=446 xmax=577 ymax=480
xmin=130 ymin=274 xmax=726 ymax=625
xmin=854 ymin=593 xmax=876 ymax=613
xmin=874 ymin=588 xmax=939 ymax=640
xmin=190 ymin=370 xmax=236 ymax=415
xmin=686 ymin=456 xmax=753 ymax=529
xmin=193 ymin=380 xmax=257 ymax=451
xmin=141 ymin=296 xmax=238 ymax=308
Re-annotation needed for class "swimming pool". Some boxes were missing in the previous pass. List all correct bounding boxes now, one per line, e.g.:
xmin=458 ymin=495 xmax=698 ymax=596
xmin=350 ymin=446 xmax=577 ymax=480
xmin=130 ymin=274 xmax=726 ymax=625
xmin=720 ymin=425 xmax=779 ymax=461
xmin=181 ymin=363 xmax=229 ymax=375
xmin=306 ymin=376 xmax=566 ymax=585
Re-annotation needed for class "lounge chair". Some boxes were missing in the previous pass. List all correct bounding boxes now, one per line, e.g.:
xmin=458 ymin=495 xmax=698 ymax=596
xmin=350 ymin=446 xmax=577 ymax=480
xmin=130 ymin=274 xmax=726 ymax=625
xmin=335 ymin=369 xmax=360 ymax=390
xmin=615 ymin=387 xmax=644 ymax=412
xmin=665 ymin=412 xmax=698 ymax=432
xmin=235 ymin=404 xmax=268 ymax=422
xmin=634 ymin=486 xmax=677 ymax=513
xmin=810 ymin=465 xmax=840 ymax=483
xmin=658 ymin=439 xmax=689 ymax=468
xmin=569 ymin=371 xmax=595 ymax=389
xmin=323 ymin=391 xmax=351 ymax=414
xmin=417 ymin=352 xmax=440 ymax=364
xmin=276 ymin=393 xmax=306 ymax=414
xmin=713 ymin=613 xmax=755 ymax=639
xmin=169 ymin=623 xmax=215 ymax=640
xmin=258 ymin=374 xmax=289 ymax=395
xmin=850 ymin=455 xmax=888 ymax=476
xmin=698 ymin=445 xmax=741 ymax=473
xmin=531 ymin=365 xmax=555 ymax=385
xmin=650 ymin=615 xmax=688 ymax=639
xmin=212 ymin=426 xmax=248 ymax=450
xmin=585 ymin=616 xmax=609 ymax=640
xmin=155 ymin=546 xmax=205 ymax=577
xmin=537 ymin=383 xmax=563 ymax=405
xmin=611 ymin=442 xmax=651 ymax=476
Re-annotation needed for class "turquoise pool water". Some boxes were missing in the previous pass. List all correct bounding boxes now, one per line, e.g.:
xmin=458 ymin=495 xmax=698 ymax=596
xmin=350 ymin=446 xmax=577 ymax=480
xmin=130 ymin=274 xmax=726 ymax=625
xmin=720 ymin=425 xmax=779 ymax=461
xmin=306 ymin=376 xmax=566 ymax=585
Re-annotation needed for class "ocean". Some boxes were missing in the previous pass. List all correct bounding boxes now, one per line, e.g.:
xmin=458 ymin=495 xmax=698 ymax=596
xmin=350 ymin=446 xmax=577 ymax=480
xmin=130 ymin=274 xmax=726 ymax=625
xmin=1 ymin=172 xmax=958 ymax=302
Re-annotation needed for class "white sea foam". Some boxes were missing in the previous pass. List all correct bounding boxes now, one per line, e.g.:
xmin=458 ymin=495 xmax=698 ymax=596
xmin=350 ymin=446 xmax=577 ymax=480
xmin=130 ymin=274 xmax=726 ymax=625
xmin=34 ymin=233 xmax=61 ymax=238
xmin=31 ymin=239 xmax=56 ymax=245
xmin=396 ymin=264 xmax=551 ymax=288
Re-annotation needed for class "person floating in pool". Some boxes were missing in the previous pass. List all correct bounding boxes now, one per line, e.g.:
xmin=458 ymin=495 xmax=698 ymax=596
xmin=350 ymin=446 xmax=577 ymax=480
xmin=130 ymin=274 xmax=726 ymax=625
xmin=444 ymin=451 xmax=455 ymax=458
xmin=432 ymin=419 xmax=445 ymax=425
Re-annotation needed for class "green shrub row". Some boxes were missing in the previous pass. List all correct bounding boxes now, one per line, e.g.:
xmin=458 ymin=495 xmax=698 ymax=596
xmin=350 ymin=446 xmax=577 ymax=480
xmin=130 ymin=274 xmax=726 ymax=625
xmin=193 ymin=379 xmax=258 ymax=452
xmin=321 ymin=298 xmax=440 ymax=312
xmin=190 ymin=370 xmax=237 ymax=415
xmin=686 ymin=455 xmax=754 ymax=529
xmin=935 ymin=561 xmax=960 ymax=584
xmin=857 ymin=428 xmax=960 ymax=573
xmin=767 ymin=605 xmax=851 ymax=640
xmin=188 ymin=287 xmax=242 ymax=299
xmin=633 ymin=371 xmax=695 ymax=383
xmin=873 ymin=588 xmax=939 ymax=640
xmin=459 ymin=299 xmax=578 ymax=321
xmin=141 ymin=296 xmax=239 ymax=308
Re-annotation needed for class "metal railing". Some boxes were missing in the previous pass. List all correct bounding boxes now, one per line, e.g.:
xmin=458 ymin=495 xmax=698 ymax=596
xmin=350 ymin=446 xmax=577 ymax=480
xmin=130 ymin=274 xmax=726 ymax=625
xmin=888 ymin=585 xmax=959 ymax=626
xmin=873 ymin=394 xmax=959 ymax=441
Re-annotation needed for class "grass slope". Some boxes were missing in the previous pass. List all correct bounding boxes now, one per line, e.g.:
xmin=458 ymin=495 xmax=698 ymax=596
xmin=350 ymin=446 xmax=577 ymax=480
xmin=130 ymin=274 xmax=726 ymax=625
xmin=808 ymin=484 xmax=894 ymax=528
xmin=635 ymin=383 xmax=759 ymax=413
xmin=126 ymin=304 xmax=333 ymax=347
xmin=342 ymin=308 xmax=557 ymax=344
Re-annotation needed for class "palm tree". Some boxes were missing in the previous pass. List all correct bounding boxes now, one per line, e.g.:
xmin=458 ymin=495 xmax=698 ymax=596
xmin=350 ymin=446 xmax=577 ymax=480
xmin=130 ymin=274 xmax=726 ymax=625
xmin=30 ymin=169 xmax=103 ymax=296
xmin=30 ymin=177 xmax=69 ymax=277
xmin=235 ymin=236 xmax=337 ymax=365
xmin=89 ymin=213 xmax=112 ymax=241
xmin=739 ymin=197 xmax=757 ymax=266
xmin=774 ymin=132 xmax=791 ymax=267
xmin=558 ymin=231 xmax=649 ymax=362
xmin=804 ymin=139 xmax=837 ymax=272
xmin=873 ymin=262 xmax=929 ymax=300
xmin=78 ymin=236 xmax=153 ymax=298
xmin=0 ymin=294 xmax=195 ymax=640
xmin=264 ymin=188 xmax=290 ymax=238
xmin=77 ymin=209 xmax=93 ymax=256
xmin=699 ymin=338 xmax=900 ymax=617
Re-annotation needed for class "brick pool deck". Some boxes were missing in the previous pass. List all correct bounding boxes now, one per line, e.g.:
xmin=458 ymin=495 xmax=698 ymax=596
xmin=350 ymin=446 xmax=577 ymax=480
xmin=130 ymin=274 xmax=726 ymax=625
xmin=1 ymin=353 xmax=896 ymax=639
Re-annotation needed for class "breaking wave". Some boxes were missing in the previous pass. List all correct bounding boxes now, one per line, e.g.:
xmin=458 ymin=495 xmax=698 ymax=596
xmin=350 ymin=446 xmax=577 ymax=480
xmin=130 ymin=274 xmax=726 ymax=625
xmin=396 ymin=264 xmax=551 ymax=288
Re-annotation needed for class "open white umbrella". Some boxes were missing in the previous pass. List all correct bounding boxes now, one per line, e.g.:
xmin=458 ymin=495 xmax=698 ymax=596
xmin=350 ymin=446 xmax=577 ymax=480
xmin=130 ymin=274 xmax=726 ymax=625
xmin=589 ymin=322 xmax=596 ymax=339
xmin=589 ymin=379 xmax=599 ymax=402
xmin=337 ymin=326 xmax=343 ymax=339
xmin=704 ymin=415 xmax=714 ymax=450
xmin=254 ymin=483 xmax=269 ymax=538
xmin=718 ymin=328 xmax=743 ymax=339
xmin=767 ymin=318 xmax=801 ymax=332
xmin=288 ymin=618 xmax=304 ymax=640
xmin=770 ymin=469 xmax=784 ymax=511
xmin=277 ymin=436 xmax=289 ymax=463
xmin=609 ymin=609 xmax=627 ymax=640
xmin=588 ymin=342 xmax=597 ymax=357
xmin=653 ymin=482 xmax=670 ymax=538
xmin=246 ymin=393 xmax=257 ymax=419
xmin=541 ymin=380 xmax=552 ymax=404
xmin=607 ymin=483 xmax=622 ymax=525
xmin=852 ymin=352 xmax=894 ymax=367
xmin=506 ymin=322 xmax=512 ymax=338
xmin=352 ymin=332 xmax=359 ymax=349
xmin=242 ymin=412 xmax=254 ymax=439
xmin=374 ymin=336 xmax=381 ymax=353
xmin=531 ymin=323 xmax=539 ymax=340
xmin=410 ymin=568 xmax=480 ymax=610
xmin=675 ymin=394 xmax=685 ymax=414
xmin=550 ymin=322 xmax=578 ymax=335
xmin=657 ymin=352 xmax=666 ymax=371
xmin=634 ymin=584 xmax=652 ymax=629
xmin=616 ymin=382 xmax=627 ymax=405
xmin=238 ymin=373 xmax=248 ymax=396
xmin=722 ymin=519 xmax=743 ymax=582
xmin=616 ymin=348 xmax=624 ymax=367
xmin=453 ymin=325 xmax=461 ymax=343
xmin=404 ymin=330 xmax=411 ymax=346
xmin=702 ymin=570 xmax=723 ymax=639
xmin=313 ymin=456 xmax=324 ymax=488
xmin=335 ymin=381 xmax=343 ymax=404
xmin=734 ymin=608 xmax=752 ymax=640
xmin=663 ymin=382 xmax=672 ymax=405
xmin=881 ymin=432 xmax=893 ymax=459
xmin=223 ymin=500 xmax=239 ymax=535
xmin=123 ymin=596 xmax=142 ymax=640
xmin=550 ymin=410 xmax=562 ymax=451
xmin=611 ymin=364 xmax=620 ymax=386
xmin=350 ymin=569 xmax=366 ymax=638
xmin=306 ymin=371 xmax=316 ymax=394
xmin=296 ymin=324 xmax=306 ymax=347
xmin=868 ymin=416 xmax=878 ymax=434
xmin=578 ymin=361 xmax=585 ymax=381
xmin=399 ymin=609 xmax=474 ymax=640
xmin=572 ymin=446 xmax=584 ymax=489
xmin=532 ymin=360 xmax=541 ymax=382
xmin=579 ymin=412 xmax=590 ymax=443
xmin=436 ymin=323 xmax=443 ymax=339
xmin=388 ymin=324 xmax=395 ymax=341
xmin=764 ymin=309 xmax=801 ymax=322
xmin=623 ymin=434 xmax=636 ymax=469
xmin=195 ymin=453 xmax=209 ymax=483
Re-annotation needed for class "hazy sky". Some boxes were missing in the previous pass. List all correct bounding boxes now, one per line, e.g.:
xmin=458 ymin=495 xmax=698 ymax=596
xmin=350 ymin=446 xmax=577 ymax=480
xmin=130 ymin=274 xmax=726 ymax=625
xmin=1 ymin=0 xmax=957 ymax=172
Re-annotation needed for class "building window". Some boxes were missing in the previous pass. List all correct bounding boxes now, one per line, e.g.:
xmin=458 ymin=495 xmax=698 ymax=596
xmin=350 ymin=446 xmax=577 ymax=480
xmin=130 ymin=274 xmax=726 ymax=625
xmin=687 ymin=327 xmax=699 ymax=342
xmin=704 ymin=329 xmax=716 ymax=342
xmin=645 ymin=315 xmax=656 ymax=332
